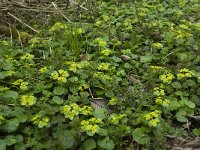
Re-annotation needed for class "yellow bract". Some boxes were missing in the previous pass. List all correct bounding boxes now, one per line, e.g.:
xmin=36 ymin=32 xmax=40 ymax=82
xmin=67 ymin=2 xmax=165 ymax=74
xmin=21 ymin=95 xmax=36 ymax=106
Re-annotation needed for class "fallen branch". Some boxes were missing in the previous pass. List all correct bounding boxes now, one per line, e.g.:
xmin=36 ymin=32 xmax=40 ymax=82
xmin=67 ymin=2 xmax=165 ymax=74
xmin=7 ymin=12 xmax=39 ymax=33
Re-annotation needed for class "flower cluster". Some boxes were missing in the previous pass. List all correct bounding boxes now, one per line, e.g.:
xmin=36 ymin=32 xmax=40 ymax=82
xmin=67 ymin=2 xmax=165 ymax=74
xmin=98 ymin=63 xmax=110 ymax=71
xmin=108 ymin=97 xmax=118 ymax=105
xmin=5 ymin=70 xmax=15 ymax=76
xmin=152 ymin=42 xmax=163 ymax=49
xmin=76 ymin=28 xmax=85 ymax=34
xmin=78 ymin=83 xmax=90 ymax=91
xmin=155 ymin=97 xmax=170 ymax=107
xmin=150 ymin=66 xmax=163 ymax=70
xmin=109 ymin=113 xmax=127 ymax=125
xmin=177 ymin=68 xmax=194 ymax=80
xmin=93 ymin=72 xmax=112 ymax=82
xmin=94 ymin=38 xmax=107 ymax=47
xmin=13 ymin=79 xmax=29 ymax=90
xmin=153 ymin=87 xmax=165 ymax=96
xmin=20 ymin=53 xmax=34 ymax=60
xmin=100 ymin=48 xmax=112 ymax=56
xmin=102 ymin=15 xmax=109 ymax=22
xmin=39 ymin=67 xmax=48 ymax=73
xmin=50 ymin=22 xmax=66 ymax=32
xmin=81 ymin=118 xmax=103 ymax=136
xmin=32 ymin=114 xmax=50 ymax=128
xmin=143 ymin=110 xmax=161 ymax=127
xmin=159 ymin=73 xmax=175 ymax=84
xmin=51 ymin=69 xmax=69 ymax=83
xmin=60 ymin=103 xmax=93 ymax=120
xmin=21 ymin=95 xmax=37 ymax=106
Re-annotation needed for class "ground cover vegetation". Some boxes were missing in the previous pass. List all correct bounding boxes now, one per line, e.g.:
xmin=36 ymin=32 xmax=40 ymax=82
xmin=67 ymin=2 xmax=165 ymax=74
xmin=0 ymin=0 xmax=200 ymax=149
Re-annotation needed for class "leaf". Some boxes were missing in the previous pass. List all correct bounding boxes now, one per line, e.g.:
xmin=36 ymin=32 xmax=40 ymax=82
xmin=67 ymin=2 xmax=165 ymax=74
xmin=105 ymin=90 xmax=114 ymax=97
xmin=182 ymin=99 xmax=195 ymax=109
xmin=132 ymin=128 xmax=150 ymax=145
xmin=171 ymin=82 xmax=182 ymax=89
xmin=83 ymin=139 xmax=96 ymax=150
xmin=175 ymin=111 xmax=187 ymax=122
xmin=53 ymin=86 xmax=67 ymax=95
xmin=97 ymin=137 xmax=115 ymax=150
xmin=140 ymin=55 xmax=153 ymax=63
xmin=93 ymin=108 xmax=107 ymax=119
xmin=0 ymin=140 xmax=6 ymax=150
xmin=4 ymin=90 xmax=19 ymax=100
xmin=2 ymin=118 xmax=19 ymax=132
xmin=14 ymin=143 xmax=26 ymax=150
xmin=52 ymin=96 xmax=63 ymax=104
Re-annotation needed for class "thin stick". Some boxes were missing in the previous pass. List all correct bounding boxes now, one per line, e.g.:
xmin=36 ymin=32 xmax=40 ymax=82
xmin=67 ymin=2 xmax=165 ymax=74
xmin=52 ymin=2 xmax=71 ymax=23
xmin=8 ymin=24 xmax=13 ymax=45
xmin=7 ymin=12 xmax=39 ymax=33
xmin=17 ymin=30 xmax=23 ymax=48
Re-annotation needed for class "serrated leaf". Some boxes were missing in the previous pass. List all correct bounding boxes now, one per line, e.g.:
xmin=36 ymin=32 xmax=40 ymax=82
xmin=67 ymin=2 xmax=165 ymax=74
xmin=52 ymin=96 xmax=63 ymax=104
xmin=4 ymin=90 xmax=19 ymax=100
xmin=132 ymin=128 xmax=150 ymax=145
xmin=172 ymin=82 xmax=182 ymax=89
xmin=93 ymin=108 xmax=107 ymax=119
xmin=84 ymin=139 xmax=96 ymax=150
xmin=182 ymin=99 xmax=195 ymax=109
xmin=97 ymin=137 xmax=115 ymax=150
xmin=105 ymin=90 xmax=114 ymax=97
xmin=175 ymin=111 xmax=187 ymax=122
xmin=53 ymin=86 xmax=67 ymax=95
xmin=2 ymin=118 xmax=19 ymax=132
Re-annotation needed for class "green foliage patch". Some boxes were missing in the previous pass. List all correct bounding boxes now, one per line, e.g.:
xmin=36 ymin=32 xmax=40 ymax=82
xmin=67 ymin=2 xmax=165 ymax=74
xmin=0 ymin=0 xmax=200 ymax=149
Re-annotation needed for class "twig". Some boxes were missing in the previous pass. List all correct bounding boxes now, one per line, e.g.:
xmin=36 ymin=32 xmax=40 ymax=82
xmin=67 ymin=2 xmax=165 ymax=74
xmin=52 ymin=2 xmax=71 ymax=23
xmin=88 ymin=88 xmax=103 ymax=100
xmin=7 ymin=12 xmax=39 ymax=33
xmin=8 ymin=24 xmax=13 ymax=45
xmin=17 ymin=30 xmax=23 ymax=48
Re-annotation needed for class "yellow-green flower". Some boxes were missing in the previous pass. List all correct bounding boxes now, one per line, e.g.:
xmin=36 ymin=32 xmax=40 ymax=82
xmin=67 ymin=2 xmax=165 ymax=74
xmin=150 ymin=66 xmax=163 ymax=70
xmin=6 ymin=70 xmax=15 ymax=76
xmin=13 ymin=79 xmax=24 ymax=85
xmin=58 ymin=69 xmax=69 ymax=77
xmin=177 ymin=68 xmax=194 ymax=80
xmin=102 ymin=15 xmax=109 ymax=22
xmin=153 ymin=87 xmax=165 ymax=96
xmin=100 ymin=49 xmax=112 ymax=56
xmin=50 ymin=22 xmax=66 ymax=32
xmin=149 ymin=118 xmax=160 ymax=127
xmin=51 ymin=71 xmax=59 ymax=80
xmin=159 ymin=73 xmax=175 ymax=83
xmin=98 ymin=63 xmax=110 ymax=71
xmin=39 ymin=67 xmax=48 ymax=73
xmin=20 ymin=54 xmax=34 ymax=60
xmin=21 ymin=95 xmax=36 ymax=106
xmin=94 ymin=38 xmax=107 ymax=47
xmin=20 ymin=81 xmax=29 ymax=90
xmin=76 ymin=28 xmax=85 ymax=34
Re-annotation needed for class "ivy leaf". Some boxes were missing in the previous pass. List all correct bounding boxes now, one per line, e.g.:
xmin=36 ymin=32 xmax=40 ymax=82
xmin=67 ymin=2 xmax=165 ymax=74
xmin=52 ymin=96 xmax=63 ymax=105
xmin=172 ymin=82 xmax=182 ymax=89
xmin=97 ymin=137 xmax=115 ymax=150
xmin=4 ymin=90 xmax=19 ymax=100
xmin=53 ymin=86 xmax=67 ymax=95
xmin=175 ymin=111 xmax=187 ymax=122
xmin=84 ymin=139 xmax=96 ymax=150
xmin=132 ymin=127 xmax=150 ymax=145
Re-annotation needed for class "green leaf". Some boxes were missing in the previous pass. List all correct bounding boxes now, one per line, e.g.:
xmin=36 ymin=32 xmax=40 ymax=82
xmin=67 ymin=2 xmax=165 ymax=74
xmin=53 ymin=86 xmax=67 ymax=95
xmin=140 ymin=55 xmax=153 ymax=63
xmin=4 ymin=90 xmax=19 ymax=100
xmin=97 ymin=137 xmax=115 ymax=150
xmin=175 ymin=111 xmax=187 ymax=122
xmin=132 ymin=128 xmax=150 ymax=145
xmin=0 ymin=72 xmax=7 ymax=79
xmin=52 ymin=96 xmax=63 ymax=104
xmin=84 ymin=139 xmax=96 ymax=150
xmin=105 ymin=90 xmax=114 ymax=97
xmin=2 ymin=118 xmax=19 ymax=132
xmin=14 ymin=143 xmax=26 ymax=150
xmin=0 ymin=140 xmax=6 ymax=150
xmin=93 ymin=108 xmax=107 ymax=119
xmin=172 ymin=82 xmax=182 ymax=89
xmin=182 ymin=99 xmax=195 ymax=109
